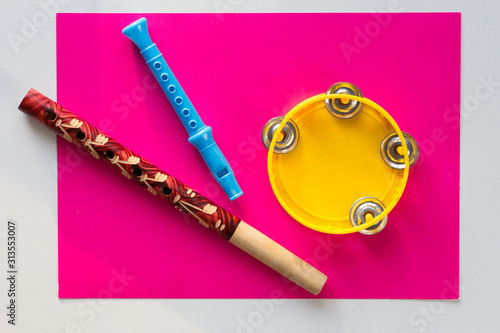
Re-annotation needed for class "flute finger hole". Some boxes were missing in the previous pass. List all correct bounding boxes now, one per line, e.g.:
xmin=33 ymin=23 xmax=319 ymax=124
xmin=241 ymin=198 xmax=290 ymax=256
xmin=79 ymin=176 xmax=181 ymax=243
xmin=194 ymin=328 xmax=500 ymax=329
xmin=189 ymin=120 xmax=197 ymax=129
xmin=175 ymin=97 xmax=183 ymax=105
xmin=104 ymin=150 xmax=115 ymax=160
xmin=161 ymin=186 xmax=172 ymax=195
xmin=154 ymin=61 xmax=162 ymax=70
xmin=45 ymin=109 xmax=57 ymax=121
xmin=182 ymin=108 xmax=190 ymax=117
xmin=168 ymin=85 xmax=176 ymax=93
xmin=161 ymin=73 xmax=169 ymax=81
xmin=132 ymin=166 xmax=143 ymax=178
xmin=75 ymin=131 xmax=86 ymax=141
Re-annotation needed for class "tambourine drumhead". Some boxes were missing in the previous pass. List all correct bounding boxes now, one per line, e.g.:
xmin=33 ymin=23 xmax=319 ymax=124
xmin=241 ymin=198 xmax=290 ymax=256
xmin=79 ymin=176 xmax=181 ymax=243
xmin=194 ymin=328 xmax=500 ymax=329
xmin=268 ymin=95 xmax=408 ymax=234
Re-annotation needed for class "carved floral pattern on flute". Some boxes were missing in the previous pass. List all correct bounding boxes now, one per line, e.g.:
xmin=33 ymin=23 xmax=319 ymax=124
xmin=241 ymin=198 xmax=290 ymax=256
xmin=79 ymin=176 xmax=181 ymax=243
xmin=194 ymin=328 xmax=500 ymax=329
xmin=19 ymin=89 xmax=241 ymax=240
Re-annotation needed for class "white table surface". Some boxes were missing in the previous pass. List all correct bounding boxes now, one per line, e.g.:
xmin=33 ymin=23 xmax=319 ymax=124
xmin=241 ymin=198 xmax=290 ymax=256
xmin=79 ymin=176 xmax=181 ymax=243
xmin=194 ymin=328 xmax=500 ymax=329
xmin=1 ymin=0 xmax=499 ymax=332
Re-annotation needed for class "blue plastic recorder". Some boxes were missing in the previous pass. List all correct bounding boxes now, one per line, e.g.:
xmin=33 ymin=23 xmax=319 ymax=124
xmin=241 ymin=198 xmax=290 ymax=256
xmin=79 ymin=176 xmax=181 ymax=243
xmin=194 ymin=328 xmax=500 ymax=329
xmin=123 ymin=18 xmax=243 ymax=200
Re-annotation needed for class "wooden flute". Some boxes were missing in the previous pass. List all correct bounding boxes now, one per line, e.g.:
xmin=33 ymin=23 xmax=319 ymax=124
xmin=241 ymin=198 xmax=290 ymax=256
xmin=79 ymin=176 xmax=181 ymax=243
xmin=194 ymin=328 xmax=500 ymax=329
xmin=19 ymin=88 xmax=327 ymax=295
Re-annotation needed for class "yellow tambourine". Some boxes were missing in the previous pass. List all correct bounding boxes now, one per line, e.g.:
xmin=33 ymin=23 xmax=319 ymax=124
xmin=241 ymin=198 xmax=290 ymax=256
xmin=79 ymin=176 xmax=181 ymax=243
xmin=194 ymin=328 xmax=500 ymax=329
xmin=262 ymin=83 xmax=419 ymax=235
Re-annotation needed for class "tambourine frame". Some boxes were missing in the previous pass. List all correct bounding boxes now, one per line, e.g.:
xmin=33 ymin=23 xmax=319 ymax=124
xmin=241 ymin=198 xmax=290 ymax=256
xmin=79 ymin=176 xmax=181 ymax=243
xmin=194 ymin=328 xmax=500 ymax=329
xmin=267 ymin=94 xmax=410 ymax=234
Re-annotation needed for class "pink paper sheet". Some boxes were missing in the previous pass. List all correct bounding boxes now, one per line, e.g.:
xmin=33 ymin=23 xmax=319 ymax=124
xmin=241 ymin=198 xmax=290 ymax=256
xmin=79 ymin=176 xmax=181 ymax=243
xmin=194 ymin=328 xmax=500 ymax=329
xmin=56 ymin=13 xmax=460 ymax=299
